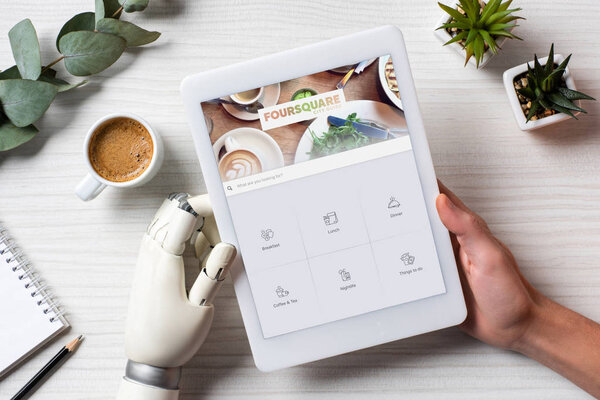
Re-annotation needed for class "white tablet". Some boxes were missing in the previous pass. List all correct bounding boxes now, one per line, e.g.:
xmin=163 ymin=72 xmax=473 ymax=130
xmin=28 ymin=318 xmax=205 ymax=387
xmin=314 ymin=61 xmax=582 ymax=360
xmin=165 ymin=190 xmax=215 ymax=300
xmin=181 ymin=25 xmax=466 ymax=371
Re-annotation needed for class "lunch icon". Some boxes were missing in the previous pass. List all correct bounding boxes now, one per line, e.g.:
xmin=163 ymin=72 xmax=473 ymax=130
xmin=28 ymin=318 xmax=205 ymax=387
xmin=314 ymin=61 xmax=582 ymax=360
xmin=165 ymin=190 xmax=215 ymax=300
xmin=338 ymin=268 xmax=351 ymax=282
xmin=261 ymin=229 xmax=275 ymax=241
xmin=275 ymin=286 xmax=289 ymax=298
xmin=400 ymin=252 xmax=415 ymax=266
xmin=388 ymin=196 xmax=401 ymax=209
xmin=323 ymin=211 xmax=338 ymax=226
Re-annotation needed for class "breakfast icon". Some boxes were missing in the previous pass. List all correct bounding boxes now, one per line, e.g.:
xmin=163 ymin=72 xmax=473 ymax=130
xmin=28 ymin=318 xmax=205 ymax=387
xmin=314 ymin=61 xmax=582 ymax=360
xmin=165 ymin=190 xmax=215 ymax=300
xmin=400 ymin=252 xmax=415 ymax=266
xmin=338 ymin=269 xmax=352 ymax=282
xmin=260 ymin=229 xmax=275 ymax=241
xmin=275 ymin=286 xmax=290 ymax=298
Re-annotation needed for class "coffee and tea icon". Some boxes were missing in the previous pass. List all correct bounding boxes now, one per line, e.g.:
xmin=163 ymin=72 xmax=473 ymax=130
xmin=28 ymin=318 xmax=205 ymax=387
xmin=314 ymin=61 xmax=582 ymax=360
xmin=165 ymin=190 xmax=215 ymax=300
xmin=261 ymin=228 xmax=275 ymax=241
xmin=338 ymin=268 xmax=352 ymax=282
xmin=275 ymin=286 xmax=289 ymax=298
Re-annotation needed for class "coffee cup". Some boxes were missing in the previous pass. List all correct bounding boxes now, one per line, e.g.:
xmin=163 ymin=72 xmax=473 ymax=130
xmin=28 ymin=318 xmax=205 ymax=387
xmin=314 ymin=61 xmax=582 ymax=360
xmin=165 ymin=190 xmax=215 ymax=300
xmin=218 ymin=136 xmax=263 ymax=181
xmin=230 ymin=87 xmax=264 ymax=105
xmin=75 ymin=113 xmax=164 ymax=201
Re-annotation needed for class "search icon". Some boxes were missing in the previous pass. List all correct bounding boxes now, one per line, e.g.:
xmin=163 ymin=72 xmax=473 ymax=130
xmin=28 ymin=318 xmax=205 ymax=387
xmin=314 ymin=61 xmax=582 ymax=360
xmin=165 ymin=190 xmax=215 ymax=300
xmin=227 ymin=186 xmax=233 ymax=191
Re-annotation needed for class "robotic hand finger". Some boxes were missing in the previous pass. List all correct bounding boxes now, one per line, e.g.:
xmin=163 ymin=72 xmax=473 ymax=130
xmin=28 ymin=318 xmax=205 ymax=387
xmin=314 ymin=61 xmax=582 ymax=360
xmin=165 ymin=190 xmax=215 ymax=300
xmin=117 ymin=193 xmax=236 ymax=400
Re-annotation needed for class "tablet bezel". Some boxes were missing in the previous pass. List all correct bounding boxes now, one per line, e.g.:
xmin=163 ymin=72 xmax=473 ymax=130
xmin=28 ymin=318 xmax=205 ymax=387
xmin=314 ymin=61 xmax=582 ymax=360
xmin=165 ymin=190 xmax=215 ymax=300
xmin=181 ymin=25 xmax=466 ymax=372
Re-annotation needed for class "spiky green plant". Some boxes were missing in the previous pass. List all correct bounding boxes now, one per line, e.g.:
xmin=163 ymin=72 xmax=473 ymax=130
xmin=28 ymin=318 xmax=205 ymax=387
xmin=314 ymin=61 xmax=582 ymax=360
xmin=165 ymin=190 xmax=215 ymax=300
xmin=518 ymin=44 xmax=595 ymax=121
xmin=437 ymin=0 xmax=523 ymax=67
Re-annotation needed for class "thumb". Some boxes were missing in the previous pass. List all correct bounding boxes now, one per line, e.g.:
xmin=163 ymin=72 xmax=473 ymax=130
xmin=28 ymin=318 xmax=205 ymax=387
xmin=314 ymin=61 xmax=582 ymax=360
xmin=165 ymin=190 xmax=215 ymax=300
xmin=436 ymin=193 xmax=497 ymax=260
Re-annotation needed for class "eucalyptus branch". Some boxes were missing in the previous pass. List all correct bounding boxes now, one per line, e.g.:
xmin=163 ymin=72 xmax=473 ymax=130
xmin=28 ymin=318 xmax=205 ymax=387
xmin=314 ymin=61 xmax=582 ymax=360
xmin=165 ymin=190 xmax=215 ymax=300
xmin=41 ymin=56 xmax=64 ymax=74
xmin=0 ymin=0 xmax=160 ymax=151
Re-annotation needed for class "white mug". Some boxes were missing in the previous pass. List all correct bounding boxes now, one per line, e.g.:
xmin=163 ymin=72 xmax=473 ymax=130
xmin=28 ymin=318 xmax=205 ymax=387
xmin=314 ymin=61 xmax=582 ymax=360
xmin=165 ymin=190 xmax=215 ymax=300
xmin=75 ymin=113 xmax=164 ymax=201
xmin=230 ymin=87 xmax=264 ymax=105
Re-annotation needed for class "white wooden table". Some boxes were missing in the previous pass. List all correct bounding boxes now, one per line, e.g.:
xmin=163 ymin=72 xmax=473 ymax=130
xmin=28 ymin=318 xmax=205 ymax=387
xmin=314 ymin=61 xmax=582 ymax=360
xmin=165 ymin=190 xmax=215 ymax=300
xmin=1 ymin=1 xmax=599 ymax=399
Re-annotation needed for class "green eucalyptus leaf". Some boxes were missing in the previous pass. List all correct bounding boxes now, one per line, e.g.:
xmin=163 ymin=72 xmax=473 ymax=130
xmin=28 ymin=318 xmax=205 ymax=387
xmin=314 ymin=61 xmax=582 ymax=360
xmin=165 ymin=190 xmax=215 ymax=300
xmin=8 ymin=19 xmax=41 ymax=80
xmin=59 ymin=31 xmax=126 ymax=76
xmin=96 ymin=18 xmax=160 ymax=47
xmin=56 ymin=12 xmax=95 ymax=51
xmin=119 ymin=0 xmax=149 ymax=13
xmin=0 ymin=65 xmax=21 ymax=80
xmin=38 ymin=69 xmax=87 ymax=92
xmin=0 ymin=79 xmax=58 ymax=127
xmin=0 ymin=116 xmax=38 ymax=151
xmin=95 ymin=0 xmax=123 ymax=24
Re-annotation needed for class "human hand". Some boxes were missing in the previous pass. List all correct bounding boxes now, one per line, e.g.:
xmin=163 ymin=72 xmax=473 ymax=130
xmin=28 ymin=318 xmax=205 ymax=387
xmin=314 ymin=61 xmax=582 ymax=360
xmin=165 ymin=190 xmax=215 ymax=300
xmin=435 ymin=181 xmax=541 ymax=350
xmin=436 ymin=182 xmax=600 ymax=397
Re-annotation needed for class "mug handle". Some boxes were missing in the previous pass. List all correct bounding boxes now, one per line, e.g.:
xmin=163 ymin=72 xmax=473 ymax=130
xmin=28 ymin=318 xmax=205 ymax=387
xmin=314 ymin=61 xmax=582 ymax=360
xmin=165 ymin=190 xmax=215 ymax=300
xmin=75 ymin=174 xmax=106 ymax=201
xmin=224 ymin=136 xmax=241 ymax=152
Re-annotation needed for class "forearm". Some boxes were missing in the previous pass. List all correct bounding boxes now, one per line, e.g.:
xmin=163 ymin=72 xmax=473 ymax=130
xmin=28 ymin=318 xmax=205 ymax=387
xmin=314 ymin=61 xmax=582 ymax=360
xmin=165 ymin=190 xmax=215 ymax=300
xmin=515 ymin=295 xmax=600 ymax=397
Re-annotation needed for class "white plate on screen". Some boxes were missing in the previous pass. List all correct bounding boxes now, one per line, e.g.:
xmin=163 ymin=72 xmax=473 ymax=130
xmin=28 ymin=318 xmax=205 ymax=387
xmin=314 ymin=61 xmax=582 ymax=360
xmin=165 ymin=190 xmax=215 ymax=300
xmin=213 ymin=127 xmax=284 ymax=172
xmin=294 ymin=100 xmax=408 ymax=163
xmin=221 ymin=83 xmax=281 ymax=121
xmin=378 ymin=55 xmax=404 ymax=110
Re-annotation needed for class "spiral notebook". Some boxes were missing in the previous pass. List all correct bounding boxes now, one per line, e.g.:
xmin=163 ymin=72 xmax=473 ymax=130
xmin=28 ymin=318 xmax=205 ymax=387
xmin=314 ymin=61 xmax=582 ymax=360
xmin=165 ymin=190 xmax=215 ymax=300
xmin=0 ymin=225 xmax=69 ymax=379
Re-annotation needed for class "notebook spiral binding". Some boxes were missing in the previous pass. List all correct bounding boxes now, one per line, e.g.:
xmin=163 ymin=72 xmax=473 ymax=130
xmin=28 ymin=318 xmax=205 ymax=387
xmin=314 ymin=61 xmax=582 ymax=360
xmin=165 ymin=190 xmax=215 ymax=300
xmin=0 ymin=227 xmax=65 ymax=323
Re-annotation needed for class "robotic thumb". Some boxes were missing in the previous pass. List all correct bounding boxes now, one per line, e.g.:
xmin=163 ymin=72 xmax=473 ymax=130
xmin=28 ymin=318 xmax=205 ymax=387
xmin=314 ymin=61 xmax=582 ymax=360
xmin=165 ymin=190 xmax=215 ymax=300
xmin=188 ymin=243 xmax=237 ymax=306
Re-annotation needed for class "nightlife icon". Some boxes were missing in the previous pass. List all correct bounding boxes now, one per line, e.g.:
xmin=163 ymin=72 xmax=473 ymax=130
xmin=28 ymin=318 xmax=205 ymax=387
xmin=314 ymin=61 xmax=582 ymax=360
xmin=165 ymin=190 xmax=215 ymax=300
xmin=323 ymin=211 xmax=338 ymax=226
xmin=388 ymin=196 xmax=401 ymax=209
xmin=275 ymin=286 xmax=289 ymax=298
xmin=400 ymin=252 xmax=415 ymax=266
xmin=260 ymin=229 xmax=275 ymax=241
xmin=338 ymin=268 xmax=352 ymax=282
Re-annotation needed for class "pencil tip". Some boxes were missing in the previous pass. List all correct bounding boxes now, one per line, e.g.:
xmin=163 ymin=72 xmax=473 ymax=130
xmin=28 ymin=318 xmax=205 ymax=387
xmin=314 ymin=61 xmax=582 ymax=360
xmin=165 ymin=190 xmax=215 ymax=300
xmin=77 ymin=334 xmax=84 ymax=341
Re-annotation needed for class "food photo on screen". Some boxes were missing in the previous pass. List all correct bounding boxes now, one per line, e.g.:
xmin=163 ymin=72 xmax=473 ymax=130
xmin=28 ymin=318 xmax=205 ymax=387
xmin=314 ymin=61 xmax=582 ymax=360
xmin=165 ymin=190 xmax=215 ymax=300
xmin=201 ymin=55 xmax=407 ymax=183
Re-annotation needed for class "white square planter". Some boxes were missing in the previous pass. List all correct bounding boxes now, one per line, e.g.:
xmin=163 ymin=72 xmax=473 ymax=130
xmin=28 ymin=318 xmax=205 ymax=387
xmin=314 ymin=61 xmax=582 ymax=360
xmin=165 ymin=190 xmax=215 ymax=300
xmin=433 ymin=9 xmax=513 ymax=68
xmin=502 ymin=54 xmax=580 ymax=131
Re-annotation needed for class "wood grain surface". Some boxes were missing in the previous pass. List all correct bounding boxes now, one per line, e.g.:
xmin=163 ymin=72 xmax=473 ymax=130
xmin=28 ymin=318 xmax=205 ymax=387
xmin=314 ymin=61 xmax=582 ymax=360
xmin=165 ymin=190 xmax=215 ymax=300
xmin=0 ymin=1 xmax=599 ymax=399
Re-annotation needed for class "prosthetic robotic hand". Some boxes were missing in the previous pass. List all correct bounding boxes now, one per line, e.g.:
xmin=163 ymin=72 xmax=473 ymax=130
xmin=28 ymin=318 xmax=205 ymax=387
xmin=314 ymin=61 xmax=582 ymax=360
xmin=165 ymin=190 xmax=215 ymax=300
xmin=116 ymin=193 xmax=236 ymax=400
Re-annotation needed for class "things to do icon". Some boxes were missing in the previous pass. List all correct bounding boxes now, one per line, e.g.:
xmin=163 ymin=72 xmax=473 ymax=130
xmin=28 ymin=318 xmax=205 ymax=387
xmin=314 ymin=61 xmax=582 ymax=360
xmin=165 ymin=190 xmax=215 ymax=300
xmin=400 ymin=252 xmax=415 ymax=266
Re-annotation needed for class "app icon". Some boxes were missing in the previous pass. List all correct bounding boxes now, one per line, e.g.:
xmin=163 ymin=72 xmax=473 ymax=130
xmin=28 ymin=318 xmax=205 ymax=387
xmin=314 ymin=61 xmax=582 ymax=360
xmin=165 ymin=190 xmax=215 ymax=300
xmin=388 ymin=196 xmax=401 ymax=209
xmin=338 ymin=268 xmax=352 ymax=282
xmin=323 ymin=211 xmax=338 ymax=226
xmin=275 ymin=286 xmax=290 ymax=298
xmin=400 ymin=252 xmax=415 ymax=266
xmin=260 ymin=229 xmax=275 ymax=241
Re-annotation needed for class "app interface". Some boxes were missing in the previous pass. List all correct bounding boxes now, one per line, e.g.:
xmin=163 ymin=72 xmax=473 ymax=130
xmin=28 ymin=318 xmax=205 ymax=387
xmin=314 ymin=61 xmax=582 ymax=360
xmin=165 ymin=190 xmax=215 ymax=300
xmin=201 ymin=55 xmax=446 ymax=338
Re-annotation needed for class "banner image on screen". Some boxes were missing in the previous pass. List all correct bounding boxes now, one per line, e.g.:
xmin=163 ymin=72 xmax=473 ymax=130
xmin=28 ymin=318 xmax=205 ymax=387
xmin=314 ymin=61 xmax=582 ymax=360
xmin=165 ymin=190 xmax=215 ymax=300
xmin=201 ymin=55 xmax=446 ymax=338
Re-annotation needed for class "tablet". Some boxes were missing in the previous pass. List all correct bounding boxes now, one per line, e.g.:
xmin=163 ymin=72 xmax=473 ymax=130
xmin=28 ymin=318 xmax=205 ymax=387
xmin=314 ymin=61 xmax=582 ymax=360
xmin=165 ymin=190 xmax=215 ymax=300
xmin=181 ymin=25 xmax=466 ymax=371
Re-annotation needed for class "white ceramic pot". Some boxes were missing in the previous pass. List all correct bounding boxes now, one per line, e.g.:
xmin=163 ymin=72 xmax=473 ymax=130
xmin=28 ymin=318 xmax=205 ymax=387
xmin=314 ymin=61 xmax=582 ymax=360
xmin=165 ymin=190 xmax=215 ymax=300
xmin=433 ymin=7 xmax=514 ymax=68
xmin=502 ymin=54 xmax=580 ymax=131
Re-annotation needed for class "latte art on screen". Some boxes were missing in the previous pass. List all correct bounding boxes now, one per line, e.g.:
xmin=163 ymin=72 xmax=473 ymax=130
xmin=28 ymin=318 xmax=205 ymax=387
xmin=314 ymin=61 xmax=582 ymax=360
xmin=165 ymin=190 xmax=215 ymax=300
xmin=219 ymin=150 xmax=262 ymax=181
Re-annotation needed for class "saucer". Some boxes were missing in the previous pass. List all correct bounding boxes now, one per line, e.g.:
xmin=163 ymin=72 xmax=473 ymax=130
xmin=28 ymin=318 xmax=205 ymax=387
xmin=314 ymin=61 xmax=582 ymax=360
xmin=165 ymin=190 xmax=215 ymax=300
xmin=213 ymin=127 xmax=284 ymax=172
xmin=221 ymin=83 xmax=281 ymax=121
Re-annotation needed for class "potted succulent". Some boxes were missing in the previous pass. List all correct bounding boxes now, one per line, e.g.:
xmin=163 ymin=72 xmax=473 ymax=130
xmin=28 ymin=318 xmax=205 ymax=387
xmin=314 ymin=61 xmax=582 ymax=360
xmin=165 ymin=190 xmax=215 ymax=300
xmin=503 ymin=44 xmax=596 ymax=131
xmin=434 ymin=0 xmax=523 ymax=68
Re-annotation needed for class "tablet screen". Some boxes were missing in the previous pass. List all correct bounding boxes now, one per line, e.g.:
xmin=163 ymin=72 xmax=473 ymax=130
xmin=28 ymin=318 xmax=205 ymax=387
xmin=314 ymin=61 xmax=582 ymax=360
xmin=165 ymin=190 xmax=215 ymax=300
xmin=201 ymin=55 xmax=446 ymax=338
